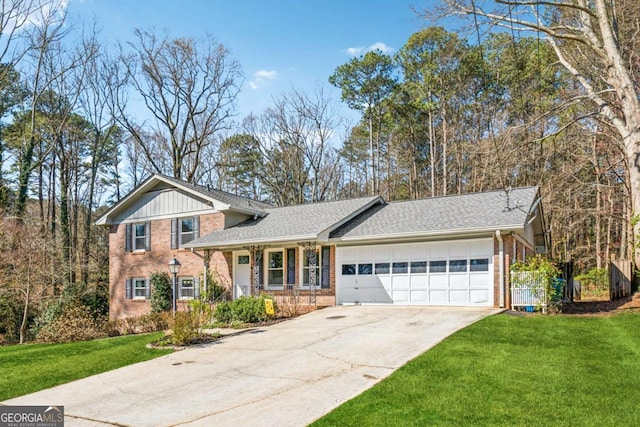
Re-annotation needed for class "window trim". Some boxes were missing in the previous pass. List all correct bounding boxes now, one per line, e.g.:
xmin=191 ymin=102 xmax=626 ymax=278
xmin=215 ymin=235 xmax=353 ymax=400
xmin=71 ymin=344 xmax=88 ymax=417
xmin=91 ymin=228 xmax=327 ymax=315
xmin=265 ymin=249 xmax=284 ymax=289
xmin=132 ymin=277 xmax=147 ymax=299
xmin=179 ymin=277 xmax=195 ymax=300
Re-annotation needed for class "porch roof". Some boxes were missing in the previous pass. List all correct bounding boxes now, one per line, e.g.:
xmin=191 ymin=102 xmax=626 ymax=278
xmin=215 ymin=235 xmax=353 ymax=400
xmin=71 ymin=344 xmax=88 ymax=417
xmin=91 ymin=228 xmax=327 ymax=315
xmin=185 ymin=195 xmax=383 ymax=250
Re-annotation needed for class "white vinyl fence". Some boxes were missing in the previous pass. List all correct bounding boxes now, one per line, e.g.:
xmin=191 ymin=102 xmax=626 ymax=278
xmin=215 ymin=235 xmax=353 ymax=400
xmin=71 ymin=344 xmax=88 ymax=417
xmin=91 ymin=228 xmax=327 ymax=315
xmin=510 ymin=271 xmax=549 ymax=312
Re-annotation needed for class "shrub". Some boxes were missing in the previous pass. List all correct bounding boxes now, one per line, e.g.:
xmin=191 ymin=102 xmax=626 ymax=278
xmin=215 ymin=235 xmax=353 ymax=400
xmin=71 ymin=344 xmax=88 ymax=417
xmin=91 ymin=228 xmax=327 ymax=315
xmin=575 ymin=268 xmax=609 ymax=291
xmin=200 ymin=271 xmax=229 ymax=303
xmin=36 ymin=301 xmax=105 ymax=343
xmin=138 ymin=312 xmax=171 ymax=333
xmin=169 ymin=311 xmax=199 ymax=346
xmin=213 ymin=295 xmax=277 ymax=324
xmin=150 ymin=271 xmax=173 ymax=313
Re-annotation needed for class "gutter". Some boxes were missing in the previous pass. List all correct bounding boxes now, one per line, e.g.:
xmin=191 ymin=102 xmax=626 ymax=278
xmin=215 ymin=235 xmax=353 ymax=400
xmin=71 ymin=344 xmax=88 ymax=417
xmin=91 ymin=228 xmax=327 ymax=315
xmin=496 ymin=230 xmax=505 ymax=308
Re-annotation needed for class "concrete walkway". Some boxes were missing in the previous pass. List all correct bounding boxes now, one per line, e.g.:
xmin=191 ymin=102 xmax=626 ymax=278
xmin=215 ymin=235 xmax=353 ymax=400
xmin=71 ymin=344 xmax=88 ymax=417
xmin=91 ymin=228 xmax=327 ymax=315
xmin=4 ymin=305 xmax=499 ymax=426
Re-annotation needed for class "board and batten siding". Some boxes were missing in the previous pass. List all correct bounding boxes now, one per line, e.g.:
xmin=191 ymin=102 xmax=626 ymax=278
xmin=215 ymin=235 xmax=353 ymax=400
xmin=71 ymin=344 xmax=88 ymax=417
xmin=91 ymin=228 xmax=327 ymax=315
xmin=114 ymin=189 xmax=217 ymax=222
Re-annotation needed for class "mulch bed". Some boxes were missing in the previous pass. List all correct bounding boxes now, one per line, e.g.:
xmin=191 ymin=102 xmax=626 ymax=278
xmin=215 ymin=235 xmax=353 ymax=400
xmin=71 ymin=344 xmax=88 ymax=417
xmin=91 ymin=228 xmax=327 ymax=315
xmin=561 ymin=292 xmax=640 ymax=315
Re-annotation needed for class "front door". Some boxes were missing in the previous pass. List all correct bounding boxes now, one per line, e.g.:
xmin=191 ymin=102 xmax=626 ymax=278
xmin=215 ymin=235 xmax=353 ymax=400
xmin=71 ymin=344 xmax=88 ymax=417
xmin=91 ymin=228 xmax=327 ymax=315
xmin=234 ymin=251 xmax=251 ymax=298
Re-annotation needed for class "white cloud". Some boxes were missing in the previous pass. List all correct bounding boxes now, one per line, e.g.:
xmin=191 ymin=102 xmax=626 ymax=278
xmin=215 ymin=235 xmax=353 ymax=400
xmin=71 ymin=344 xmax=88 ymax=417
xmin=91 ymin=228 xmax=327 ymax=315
xmin=249 ymin=69 xmax=278 ymax=90
xmin=343 ymin=42 xmax=394 ymax=56
xmin=368 ymin=42 xmax=393 ymax=53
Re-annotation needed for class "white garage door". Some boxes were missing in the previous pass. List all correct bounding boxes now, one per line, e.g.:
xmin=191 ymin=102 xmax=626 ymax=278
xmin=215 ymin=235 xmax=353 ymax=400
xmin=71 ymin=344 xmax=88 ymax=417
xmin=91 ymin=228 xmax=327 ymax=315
xmin=336 ymin=239 xmax=494 ymax=306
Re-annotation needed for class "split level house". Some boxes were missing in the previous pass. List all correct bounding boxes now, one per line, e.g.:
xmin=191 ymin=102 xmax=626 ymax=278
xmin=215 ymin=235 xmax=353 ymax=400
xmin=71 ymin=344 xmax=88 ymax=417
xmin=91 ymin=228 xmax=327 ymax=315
xmin=95 ymin=174 xmax=549 ymax=320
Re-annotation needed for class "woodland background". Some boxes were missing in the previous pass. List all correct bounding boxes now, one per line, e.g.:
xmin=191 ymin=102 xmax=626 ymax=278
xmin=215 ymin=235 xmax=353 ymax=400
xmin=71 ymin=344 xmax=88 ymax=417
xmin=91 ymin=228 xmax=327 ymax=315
xmin=0 ymin=0 xmax=638 ymax=342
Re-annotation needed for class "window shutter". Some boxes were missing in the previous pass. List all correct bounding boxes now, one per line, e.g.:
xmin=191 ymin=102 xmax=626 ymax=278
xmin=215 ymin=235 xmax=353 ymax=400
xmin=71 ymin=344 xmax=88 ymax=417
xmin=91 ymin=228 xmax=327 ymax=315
xmin=287 ymin=248 xmax=296 ymax=285
xmin=125 ymin=278 xmax=132 ymax=299
xmin=171 ymin=219 xmax=178 ymax=249
xmin=321 ymin=246 xmax=330 ymax=288
xmin=194 ymin=277 xmax=200 ymax=299
xmin=125 ymin=224 xmax=132 ymax=252
xmin=145 ymin=278 xmax=151 ymax=299
xmin=145 ymin=222 xmax=151 ymax=251
xmin=193 ymin=216 xmax=200 ymax=239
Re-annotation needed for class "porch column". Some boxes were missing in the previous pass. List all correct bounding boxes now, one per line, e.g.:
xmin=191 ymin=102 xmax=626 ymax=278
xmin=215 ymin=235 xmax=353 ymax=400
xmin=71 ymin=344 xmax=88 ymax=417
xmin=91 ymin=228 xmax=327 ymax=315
xmin=298 ymin=241 xmax=317 ymax=306
xmin=244 ymin=245 xmax=264 ymax=297
xmin=202 ymin=249 xmax=212 ymax=296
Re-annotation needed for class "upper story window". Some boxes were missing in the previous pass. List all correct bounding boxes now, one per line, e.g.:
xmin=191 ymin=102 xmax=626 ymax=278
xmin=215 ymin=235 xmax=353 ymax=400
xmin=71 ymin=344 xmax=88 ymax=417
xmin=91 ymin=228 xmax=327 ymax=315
xmin=171 ymin=216 xmax=200 ymax=249
xmin=125 ymin=222 xmax=150 ymax=252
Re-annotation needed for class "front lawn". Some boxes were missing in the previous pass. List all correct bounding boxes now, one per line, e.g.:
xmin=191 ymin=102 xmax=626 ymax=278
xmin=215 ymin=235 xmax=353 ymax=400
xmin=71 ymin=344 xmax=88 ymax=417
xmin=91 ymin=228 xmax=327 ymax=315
xmin=0 ymin=332 xmax=172 ymax=401
xmin=313 ymin=312 xmax=640 ymax=426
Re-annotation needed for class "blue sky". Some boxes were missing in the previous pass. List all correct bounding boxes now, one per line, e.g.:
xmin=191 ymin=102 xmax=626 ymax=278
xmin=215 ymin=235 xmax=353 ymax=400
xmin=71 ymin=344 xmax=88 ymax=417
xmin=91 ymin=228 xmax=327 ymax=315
xmin=67 ymin=0 xmax=438 ymax=124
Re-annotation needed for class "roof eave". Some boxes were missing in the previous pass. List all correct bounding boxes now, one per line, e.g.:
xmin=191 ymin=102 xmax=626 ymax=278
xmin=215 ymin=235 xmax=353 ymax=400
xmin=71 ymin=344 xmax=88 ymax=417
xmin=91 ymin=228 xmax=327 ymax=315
xmin=184 ymin=234 xmax=319 ymax=251
xmin=331 ymin=224 xmax=526 ymax=244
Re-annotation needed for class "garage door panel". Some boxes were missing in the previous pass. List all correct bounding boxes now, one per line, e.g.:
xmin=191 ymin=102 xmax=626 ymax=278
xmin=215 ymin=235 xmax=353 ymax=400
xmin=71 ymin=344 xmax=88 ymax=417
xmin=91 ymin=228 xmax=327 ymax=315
xmin=392 ymin=275 xmax=409 ymax=290
xmin=392 ymin=290 xmax=409 ymax=303
xmin=469 ymin=273 xmax=490 ymax=287
xmin=379 ymin=276 xmax=392 ymax=291
xmin=429 ymin=290 xmax=448 ymax=303
xmin=410 ymin=290 xmax=428 ymax=302
xmin=449 ymin=275 xmax=468 ymax=289
xmin=429 ymin=275 xmax=448 ymax=289
xmin=410 ymin=275 xmax=428 ymax=289
xmin=449 ymin=290 xmax=468 ymax=303
xmin=470 ymin=289 xmax=489 ymax=304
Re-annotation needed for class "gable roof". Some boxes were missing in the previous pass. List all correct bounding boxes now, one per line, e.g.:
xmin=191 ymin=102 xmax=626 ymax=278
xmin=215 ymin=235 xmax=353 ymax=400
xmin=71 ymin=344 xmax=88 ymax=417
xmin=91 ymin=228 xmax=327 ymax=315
xmin=95 ymin=174 xmax=271 ymax=226
xmin=185 ymin=196 xmax=383 ymax=249
xmin=330 ymin=187 xmax=541 ymax=242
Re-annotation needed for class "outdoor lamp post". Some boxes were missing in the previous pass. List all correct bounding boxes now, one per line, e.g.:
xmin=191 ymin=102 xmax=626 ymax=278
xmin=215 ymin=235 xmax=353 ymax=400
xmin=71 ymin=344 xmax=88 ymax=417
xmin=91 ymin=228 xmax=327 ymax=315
xmin=168 ymin=257 xmax=181 ymax=315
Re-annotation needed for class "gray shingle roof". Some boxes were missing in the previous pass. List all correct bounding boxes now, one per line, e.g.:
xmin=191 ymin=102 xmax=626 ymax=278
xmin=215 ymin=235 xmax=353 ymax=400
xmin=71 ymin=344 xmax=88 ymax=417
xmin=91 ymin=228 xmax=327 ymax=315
xmin=186 ymin=196 xmax=382 ymax=248
xmin=158 ymin=174 xmax=272 ymax=213
xmin=330 ymin=187 xmax=540 ymax=240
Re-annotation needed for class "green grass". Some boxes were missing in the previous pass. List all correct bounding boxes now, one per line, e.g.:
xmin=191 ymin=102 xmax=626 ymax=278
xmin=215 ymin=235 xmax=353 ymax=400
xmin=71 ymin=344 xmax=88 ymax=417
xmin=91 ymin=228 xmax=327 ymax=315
xmin=0 ymin=332 xmax=172 ymax=401
xmin=313 ymin=312 xmax=640 ymax=427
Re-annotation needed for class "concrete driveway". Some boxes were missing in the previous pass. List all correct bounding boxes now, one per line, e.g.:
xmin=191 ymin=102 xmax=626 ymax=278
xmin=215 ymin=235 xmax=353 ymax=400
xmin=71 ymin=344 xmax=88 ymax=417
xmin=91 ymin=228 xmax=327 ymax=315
xmin=4 ymin=305 xmax=499 ymax=426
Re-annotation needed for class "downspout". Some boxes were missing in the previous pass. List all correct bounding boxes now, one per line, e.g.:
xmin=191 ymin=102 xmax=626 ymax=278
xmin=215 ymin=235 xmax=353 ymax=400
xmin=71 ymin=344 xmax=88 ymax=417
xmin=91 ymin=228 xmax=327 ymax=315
xmin=496 ymin=230 xmax=505 ymax=308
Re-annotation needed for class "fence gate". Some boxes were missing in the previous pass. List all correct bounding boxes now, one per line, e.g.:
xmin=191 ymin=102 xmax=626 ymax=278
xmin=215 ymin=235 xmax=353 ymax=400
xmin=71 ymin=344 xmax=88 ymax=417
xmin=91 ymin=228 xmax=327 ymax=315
xmin=609 ymin=259 xmax=632 ymax=300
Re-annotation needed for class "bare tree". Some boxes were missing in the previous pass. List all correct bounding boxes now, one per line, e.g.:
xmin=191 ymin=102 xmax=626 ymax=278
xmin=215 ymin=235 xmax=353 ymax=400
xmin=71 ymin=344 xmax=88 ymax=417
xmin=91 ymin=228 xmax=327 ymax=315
xmin=118 ymin=29 xmax=243 ymax=183
xmin=438 ymin=0 xmax=640 ymax=263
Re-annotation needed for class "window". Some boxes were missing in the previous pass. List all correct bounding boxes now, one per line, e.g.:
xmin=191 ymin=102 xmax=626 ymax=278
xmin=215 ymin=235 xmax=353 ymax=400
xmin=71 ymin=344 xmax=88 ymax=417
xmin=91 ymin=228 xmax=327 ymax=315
xmin=375 ymin=262 xmax=390 ymax=274
xmin=238 ymin=255 xmax=250 ymax=264
xmin=180 ymin=277 xmax=195 ymax=299
xmin=125 ymin=222 xmax=150 ymax=252
xmin=267 ymin=251 xmax=284 ymax=287
xmin=126 ymin=277 xmax=148 ymax=299
xmin=358 ymin=263 xmax=373 ymax=275
xmin=392 ymin=262 xmax=408 ymax=274
xmin=171 ymin=217 xmax=199 ymax=248
xmin=411 ymin=261 xmax=427 ymax=274
xmin=133 ymin=278 xmax=147 ymax=299
xmin=429 ymin=260 xmax=447 ymax=273
xmin=342 ymin=264 xmax=356 ymax=275
xmin=449 ymin=259 xmax=468 ymax=272
xmin=303 ymin=248 xmax=320 ymax=286
xmin=470 ymin=258 xmax=489 ymax=272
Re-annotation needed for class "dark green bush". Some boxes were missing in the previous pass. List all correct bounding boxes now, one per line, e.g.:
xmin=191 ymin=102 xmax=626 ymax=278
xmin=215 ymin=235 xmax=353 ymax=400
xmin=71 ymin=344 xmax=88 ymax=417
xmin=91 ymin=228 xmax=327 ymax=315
xmin=150 ymin=271 xmax=172 ymax=313
xmin=0 ymin=293 xmax=23 ymax=343
xmin=214 ymin=295 xmax=277 ymax=324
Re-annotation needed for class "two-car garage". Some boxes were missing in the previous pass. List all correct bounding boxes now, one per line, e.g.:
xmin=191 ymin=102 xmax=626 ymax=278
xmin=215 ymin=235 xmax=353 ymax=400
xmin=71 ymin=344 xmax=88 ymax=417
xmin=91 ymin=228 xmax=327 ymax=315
xmin=336 ymin=238 xmax=494 ymax=306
